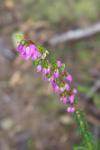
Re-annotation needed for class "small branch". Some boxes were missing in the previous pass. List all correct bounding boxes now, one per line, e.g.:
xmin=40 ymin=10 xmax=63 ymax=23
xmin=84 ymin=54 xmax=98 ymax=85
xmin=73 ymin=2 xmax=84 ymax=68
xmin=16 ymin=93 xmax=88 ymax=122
xmin=49 ymin=22 xmax=100 ymax=45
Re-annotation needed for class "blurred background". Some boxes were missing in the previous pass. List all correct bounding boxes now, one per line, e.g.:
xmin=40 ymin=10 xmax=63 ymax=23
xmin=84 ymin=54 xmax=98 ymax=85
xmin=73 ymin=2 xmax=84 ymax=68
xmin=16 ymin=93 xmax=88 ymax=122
xmin=0 ymin=0 xmax=100 ymax=149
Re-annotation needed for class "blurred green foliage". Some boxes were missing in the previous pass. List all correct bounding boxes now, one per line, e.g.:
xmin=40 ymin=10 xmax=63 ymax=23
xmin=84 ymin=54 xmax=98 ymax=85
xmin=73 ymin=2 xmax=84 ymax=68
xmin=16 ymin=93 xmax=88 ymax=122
xmin=27 ymin=138 xmax=36 ymax=150
xmin=94 ymin=94 xmax=100 ymax=108
xmin=19 ymin=0 xmax=100 ymax=24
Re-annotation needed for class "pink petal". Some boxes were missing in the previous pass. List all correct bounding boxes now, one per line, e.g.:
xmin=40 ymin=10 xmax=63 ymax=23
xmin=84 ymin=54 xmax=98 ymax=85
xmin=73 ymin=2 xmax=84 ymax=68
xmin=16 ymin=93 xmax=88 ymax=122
xmin=66 ymin=74 xmax=72 ymax=82
xmin=65 ymin=84 xmax=70 ymax=91
xmin=36 ymin=65 xmax=42 ymax=72
xmin=69 ymin=95 xmax=75 ymax=104
xmin=57 ymin=60 xmax=62 ymax=67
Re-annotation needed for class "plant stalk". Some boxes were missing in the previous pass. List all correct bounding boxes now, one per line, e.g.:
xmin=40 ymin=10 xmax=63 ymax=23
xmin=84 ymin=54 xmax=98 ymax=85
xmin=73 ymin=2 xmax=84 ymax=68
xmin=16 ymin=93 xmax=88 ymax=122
xmin=73 ymin=108 xmax=96 ymax=150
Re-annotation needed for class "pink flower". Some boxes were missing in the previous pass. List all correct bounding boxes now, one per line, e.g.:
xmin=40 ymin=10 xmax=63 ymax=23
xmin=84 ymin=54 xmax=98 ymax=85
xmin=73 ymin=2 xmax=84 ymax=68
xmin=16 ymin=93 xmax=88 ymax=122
xmin=53 ymin=70 xmax=59 ymax=78
xmin=36 ymin=65 xmax=42 ymax=72
xmin=65 ymin=83 xmax=70 ymax=91
xmin=54 ymin=85 xmax=59 ymax=93
xmin=69 ymin=95 xmax=75 ymax=104
xmin=17 ymin=43 xmax=41 ymax=60
xmin=17 ymin=44 xmax=24 ymax=52
xmin=22 ymin=46 xmax=32 ymax=60
xmin=21 ymin=46 xmax=31 ymax=60
xmin=31 ymin=50 xmax=41 ymax=60
xmin=66 ymin=74 xmax=72 ymax=82
xmin=73 ymin=88 xmax=77 ymax=94
xmin=52 ymin=82 xmax=60 ymax=93
xmin=49 ymin=76 xmax=54 ymax=83
xmin=57 ymin=60 xmax=62 ymax=67
xmin=60 ymin=97 xmax=67 ymax=104
xmin=67 ymin=107 xmax=75 ymax=113
xmin=42 ymin=68 xmax=50 ymax=75
xmin=29 ymin=44 xmax=37 ymax=51
xmin=17 ymin=44 xmax=28 ymax=59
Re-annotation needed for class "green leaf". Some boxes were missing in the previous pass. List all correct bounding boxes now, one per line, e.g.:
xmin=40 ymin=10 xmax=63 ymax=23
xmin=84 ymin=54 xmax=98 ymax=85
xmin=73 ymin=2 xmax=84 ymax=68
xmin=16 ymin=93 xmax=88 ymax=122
xmin=73 ymin=146 xmax=85 ymax=150
xmin=42 ymin=59 xmax=48 ymax=68
xmin=74 ymin=98 xmax=78 ymax=104
xmin=32 ymin=60 xmax=40 ymax=67
xmin=37 ymin=44 xmax=46 ymax=53
xmin=16 ymin=33 xmax=24 ymax=43
xmin=77 ymin=85 xmax=90 ymax=94
xmin=94 ymin=94 xmax=100 ymax=108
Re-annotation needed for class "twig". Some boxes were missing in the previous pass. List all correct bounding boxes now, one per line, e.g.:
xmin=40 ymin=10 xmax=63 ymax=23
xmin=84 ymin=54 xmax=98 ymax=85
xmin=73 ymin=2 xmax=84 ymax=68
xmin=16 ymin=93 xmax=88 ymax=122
xmin=49 ymin=22 xmax=100 ymax=45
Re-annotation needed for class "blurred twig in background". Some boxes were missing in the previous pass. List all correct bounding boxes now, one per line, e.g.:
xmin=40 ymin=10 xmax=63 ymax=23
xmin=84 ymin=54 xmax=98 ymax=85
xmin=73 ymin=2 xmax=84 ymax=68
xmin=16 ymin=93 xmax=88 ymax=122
xmin=49 ymin=22 xmax=100 ymax=45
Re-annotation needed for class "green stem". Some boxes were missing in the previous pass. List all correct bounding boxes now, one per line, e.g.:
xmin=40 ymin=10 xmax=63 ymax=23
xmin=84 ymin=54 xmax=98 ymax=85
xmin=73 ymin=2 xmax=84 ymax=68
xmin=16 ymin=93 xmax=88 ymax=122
xmin=73 ymin=108 xmax=96 ymax=150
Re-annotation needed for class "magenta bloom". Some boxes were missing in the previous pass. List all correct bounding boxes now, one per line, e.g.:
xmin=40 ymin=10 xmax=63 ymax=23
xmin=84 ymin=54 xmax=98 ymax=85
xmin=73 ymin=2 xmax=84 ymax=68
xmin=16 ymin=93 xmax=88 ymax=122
xmin=66 ymin=74 xmax=72 ymax=82
xmin=17 ymin=44 xmax=24 ymax=52
xmin=53 ymin=70 xmax=59 ymax=78
xmin=49 ymin=76 xmax=55 ymax=83
xmin=60 ymin=97 xmax=67 ymax=104
xmin=65 ymin=83 xmax=70 ymax=91
xmin=17 ymin=43 xmax=41 ymax=60
xmin=69 ymin=95 xmax=75 ymax=104
xmin=73 ymin=88 xmax=77 ymax=94
xmin=32 ymin=51 xmax=41 ymax=60
xmin=17 ymin=44 xmax=32 ymax=60
xmin=57 ymin=60 xmax=62 ymax=67
xmin=52 ymin=82 xmax=60 ymax=93
xmin=54 ymin=85 xmax=59 ymax=93
xmin=42 ymin=68 xmax=50 ymax=75
xmin=67 ymin=107 xmax=75 ymax=113
xmin=30 ymin=45 xmax=41 ymax=60
xmin=21 ymin=46 xmax=32 ymax=60
xmin=36 ymin=65 xmax=42 ymax=72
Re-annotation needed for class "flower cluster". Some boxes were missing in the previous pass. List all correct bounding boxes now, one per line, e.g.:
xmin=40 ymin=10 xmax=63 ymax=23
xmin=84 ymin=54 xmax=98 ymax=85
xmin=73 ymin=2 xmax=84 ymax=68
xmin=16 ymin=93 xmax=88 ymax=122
xmin=17 ymin=41 xmax=41 ymax=60
xmin=16 ymin=36 xmax=77 ymax=113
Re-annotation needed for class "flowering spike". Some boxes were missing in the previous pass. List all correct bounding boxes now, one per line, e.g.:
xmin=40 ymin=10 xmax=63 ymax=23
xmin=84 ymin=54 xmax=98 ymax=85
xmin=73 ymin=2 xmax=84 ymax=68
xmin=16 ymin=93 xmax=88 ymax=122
xmin=15 ymin=35 xmax=96 ymax=150
xmin=16 ymin=36 xmax=78 ymax=113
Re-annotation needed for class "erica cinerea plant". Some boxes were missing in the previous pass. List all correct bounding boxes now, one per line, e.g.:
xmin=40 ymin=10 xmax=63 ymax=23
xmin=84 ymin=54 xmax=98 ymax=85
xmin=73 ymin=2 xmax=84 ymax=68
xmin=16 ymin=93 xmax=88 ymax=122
xmin=16 ymin=33 xmax=96 ymax=150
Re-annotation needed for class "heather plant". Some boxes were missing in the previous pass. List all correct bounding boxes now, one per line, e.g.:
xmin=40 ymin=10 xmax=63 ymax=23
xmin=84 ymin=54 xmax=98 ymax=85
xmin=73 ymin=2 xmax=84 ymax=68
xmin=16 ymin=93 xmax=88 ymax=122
xmin=16 ymin=33 xmax=97 ymax=150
